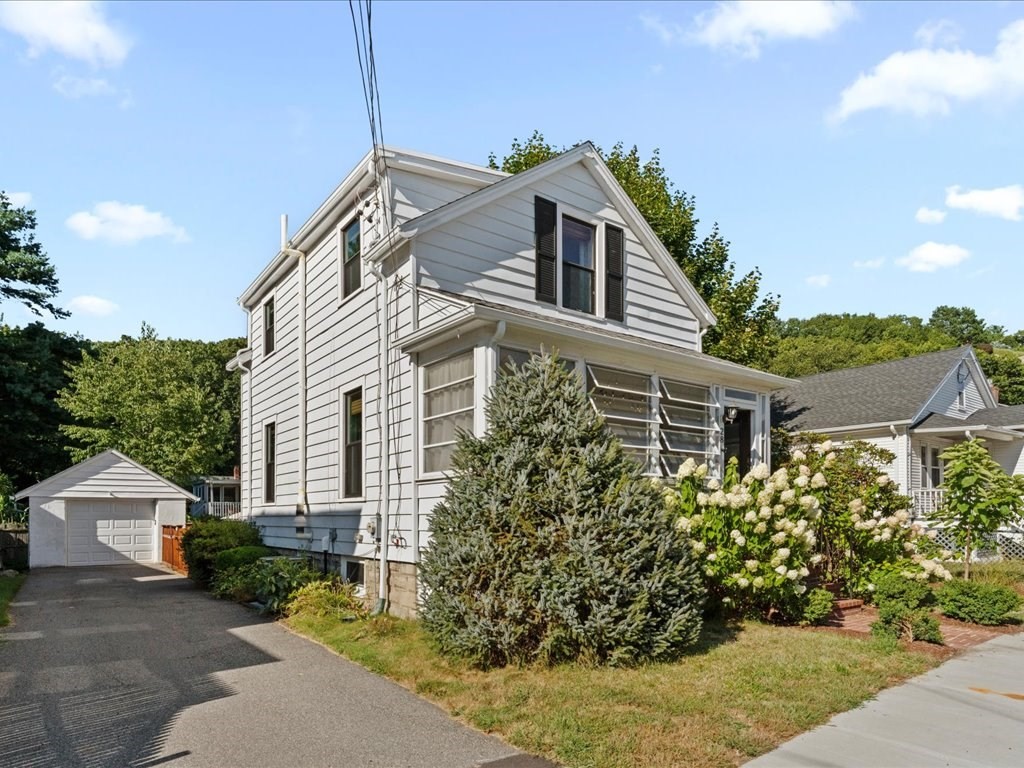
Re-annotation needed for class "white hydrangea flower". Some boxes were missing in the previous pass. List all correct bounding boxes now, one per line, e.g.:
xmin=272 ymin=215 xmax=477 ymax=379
xmin=794 ymin=475 xmax=809 ymax=488
xmin=773 ymin=504 xmax=786 ymax=516
xmin=710 ymin=490 xmax=728 ymax=507
xmin=775 ymin=564 xmax=788 ymax=576
xmin=744 ymin=510 xmax=757 ymax=523
xmin=792 ymin=450 xmax=806 ymax=461
xmin=780 ymin=489 xmax=796 ymax=504
xmin=786 ymin=569 xmax=799 ymax=580
xmin=754 ymin=522 xmax=767 ymax=534
xmin=735 ymin=535 xmax=746 ymax=546
xmin=810 ymin=472 xmax=827 ymax=489
xmin=757 ymin=490 xmax=774 ymax=507
xmin=876 ymin=475 xmax=890 ymax=486
xmin=696 ymin=492 xmax=710 ymax=506
xmin=752 ymin=463 xmax=770 ymax=481
xmin=745 ymin=559 xmax=759 ymax=571
xmin=730 ymin=529 xmax=741 ymax=540
xmin=810 ymin=553 xmax=823 ymax=565
xmin=824 ymin=451 xmax=837 ymax=465
xmin=771 ymin=531 xmax=787 ymax=545
xmin=696 ymin=463 xmax=709 ymax=479
xmin=820 ymin=440 xmax=833 ymax=452
xmin=707 ymin=478 xmax=721 ymax=491
xmin=676 ymin=517 xmax=690 ymax=532
xmin=794 ymin=584 xmax=807 ymax=595
xmin=677 ymin=457 xmax=697 ymax=479
xmin=867 ymin=583 xmax=876 ymax=592
xmin=707 ymin=552 xmax=717 ymax=562
xmin=737 ymin=577 xmax=750 ymax=588
xmin=799 ymin=464 xmax=811 ymax=477
xmin=690 ymin=540 xmax=706 ymax=554
xmin=798 ymin=566 xmax=810 ymax=577
xmin=759 ymin=507 xmax=773 ymax=520
xmin=753 ymin=576 xmax=765 ymax=588
xmin=777 ymin=547 xmax=791 ymax=560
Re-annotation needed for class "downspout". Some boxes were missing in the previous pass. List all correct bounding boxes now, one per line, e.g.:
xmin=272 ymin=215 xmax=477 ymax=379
xmin=245 ymin=333 xmax=253 ymax=519
xmin=371 ymin=262 xmax=390 ymax=614
xmin=698 ymin=326 xmax=708 ymax=354
xmin=280 ymin=215 xmax=309 ymax=518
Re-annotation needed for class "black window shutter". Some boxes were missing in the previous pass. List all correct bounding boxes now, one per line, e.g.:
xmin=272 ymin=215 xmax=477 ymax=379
xmin=605 ymin=225 xmax=624 ymax=321
xmin=534 ymin=196 xmax=557 ymax=303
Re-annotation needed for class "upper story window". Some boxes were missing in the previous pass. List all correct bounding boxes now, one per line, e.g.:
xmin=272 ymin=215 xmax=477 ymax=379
xmin=422 ymin=350 xmax=475 ymax=473
xmin=562 ymin=216 xmax=595 ymax=314
xmin=534 ymin=196 xmax=624 ymax=321
xmin=342 ymin=219 xmax=361 ymax=299
xmin=263 ymin=298 xmax=275 ymax=356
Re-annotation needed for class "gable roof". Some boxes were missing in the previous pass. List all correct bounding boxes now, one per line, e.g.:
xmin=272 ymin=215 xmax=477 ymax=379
xmin=773 ymin=346 xmax=974 ymax=432
xmin=16 ymin=449 xmax=198 ymax=501
xmin=916 ymin=404 xmax=1024 ymax=431
xmin=370 ymin=142 xmax=718 ymax=329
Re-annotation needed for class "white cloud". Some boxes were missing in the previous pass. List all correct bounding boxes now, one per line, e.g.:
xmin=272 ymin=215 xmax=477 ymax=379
xmin=853 ymin=258 xmax=884 ymax=269
xmin=915 ymin=19 xmax=961 ymax=49
xmin=688 ymin=1 xmax=855 ymax=58
xmin=66 ymin=202 xmax=189 ymax=245
xmin=0 ymin=0 xmax=131 ymax=67
xmin=67 ymin=295 xmax=118 ymax=317
xmin=945 ymin=184 xmax=1024 ymax=221
xmin=640 ymin=14 xmax=684 ymax=45
xmin=831 ymin=20 xmax=1024 ymax=122
xmin=53 ymin=74 xmax=114 ymax=98
xmin=805 ymin=273 xmax=832 ymax=288
xmin=915 ymin=207 xmax=947 ymax=224
xmin=7 ymin=191 xmax=32 ymax=207
xmin=896 ymin=242 xmax=970 ymax=273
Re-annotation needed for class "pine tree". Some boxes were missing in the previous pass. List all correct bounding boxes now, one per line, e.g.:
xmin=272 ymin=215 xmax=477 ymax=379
xmin=420 ymin=353 xmax=705 ymax=667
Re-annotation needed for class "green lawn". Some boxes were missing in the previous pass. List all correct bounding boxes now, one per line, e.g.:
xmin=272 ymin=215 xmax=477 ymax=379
xmin=286 ymin=615 xmax=936 ymax=768
xmin=0 ymin=572 xmax=27 ymax=628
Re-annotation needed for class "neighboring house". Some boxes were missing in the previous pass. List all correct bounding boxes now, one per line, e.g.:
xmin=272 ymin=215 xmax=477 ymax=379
xmin=15 ymin=450 xmax=196 ymax=568
xmin=773 ymin=346 xmax=1024 ymax=519
xmin=190 ymin=475 xmax=242 ymax=519
xmin=229 ymin=143 xmax=789 ymax=617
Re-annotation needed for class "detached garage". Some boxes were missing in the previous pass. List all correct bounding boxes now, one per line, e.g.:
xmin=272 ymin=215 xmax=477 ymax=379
xmin=15 ymin=450 xmax=198 ymax=568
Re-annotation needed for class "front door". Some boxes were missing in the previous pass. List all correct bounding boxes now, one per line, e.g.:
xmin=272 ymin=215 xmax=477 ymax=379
xmin=724 ymin=409 xmax=753 ymax=477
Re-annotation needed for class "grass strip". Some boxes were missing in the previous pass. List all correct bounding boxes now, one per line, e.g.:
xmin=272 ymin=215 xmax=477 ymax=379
xmin=287 ymin=614 xmax=936 ymax=768
xmin=0 ymin=573 xmax=27 ymax=627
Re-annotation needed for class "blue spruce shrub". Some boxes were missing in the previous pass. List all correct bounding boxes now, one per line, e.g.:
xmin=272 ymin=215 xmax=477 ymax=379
xmin=420 ymin=353 xmax=706 ymax=667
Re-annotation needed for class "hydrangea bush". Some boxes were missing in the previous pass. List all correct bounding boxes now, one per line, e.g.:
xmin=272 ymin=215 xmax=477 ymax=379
xmin=668 ymin=436 xmax=952 ymax=621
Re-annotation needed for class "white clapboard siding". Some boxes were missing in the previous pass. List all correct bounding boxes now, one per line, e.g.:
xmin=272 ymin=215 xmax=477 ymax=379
xmin=21 ymin=451 xmax=190 ymax=500
xmin=413 ymin=160 xmax=702 ymax=349
xmin=924 ymin=359 xmax=988 ymax=419
xmin=389 ymin=169 xmax=490 ymax=224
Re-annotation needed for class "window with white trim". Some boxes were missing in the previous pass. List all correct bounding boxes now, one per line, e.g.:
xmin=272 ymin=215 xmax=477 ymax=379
xmin=263 ymin=298 xmax=275 ymax=356
xmin=422 ymin=350 xmax=475 ymax=473
xmin=587 ymin=364 xmax=715 ymax=475
xmin=263 ymin=421 xmax=276 ymax=503
xmin=341 ymin=219 xmax=361 ymax=299
xmin=342 ymin=388 xmax=363 ymax=498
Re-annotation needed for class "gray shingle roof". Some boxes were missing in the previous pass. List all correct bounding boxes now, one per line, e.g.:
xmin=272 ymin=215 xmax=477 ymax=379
xmin=772 ymin=346 xmax=970 ymax=432
xmin=915 ymin=404 xmax=1024 ymax=430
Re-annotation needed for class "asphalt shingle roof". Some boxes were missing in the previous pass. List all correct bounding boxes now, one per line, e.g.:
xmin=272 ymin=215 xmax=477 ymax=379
xmin=772 ymin=346 xmax=970 ymax=432
xmin=916 ymin=404 xmax=1024 ymax=430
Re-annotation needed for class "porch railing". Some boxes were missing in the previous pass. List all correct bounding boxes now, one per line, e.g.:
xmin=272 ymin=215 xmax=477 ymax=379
xmin=911 ymin=489 xmax=945 ymax=519
xmin=191 ymin=501 xmax=243 ymax=519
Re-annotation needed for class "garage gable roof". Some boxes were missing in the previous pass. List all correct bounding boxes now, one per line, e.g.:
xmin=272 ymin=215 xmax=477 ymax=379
xmin=15 ymin=450 xmax=199 ymax=501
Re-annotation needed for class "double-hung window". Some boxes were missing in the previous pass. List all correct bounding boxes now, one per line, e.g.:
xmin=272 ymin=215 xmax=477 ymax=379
xmin=341 ymin=219 xmax=361 ymax=299
xmin=342 ymin=388 xmax=363 ymax=498
xmin=263 ymin=422 xmax=276 ymax=503
xmin=263 ymin=298 xmax=275 ymax=356
xmin=422 ymin=350 xmax=474 ymax=473
xmin=534 ymin=196 xmax=625 ymax=320
xmin=562 ymin=216 xmax=595 ymax=314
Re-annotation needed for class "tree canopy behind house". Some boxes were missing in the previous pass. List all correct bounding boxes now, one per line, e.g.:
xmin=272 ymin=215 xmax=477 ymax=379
xmin=0 ymin=323 xmax=93 ymax=490
xmin=772 ymin=307 xmax=1024 ymax=405
xmin=58 ymin=324 xmax=244 ymax=486
xmin=0 ymin=191 xmax=67 ymax=319
xmin=489 ymin=132 xmax=781 ymax=370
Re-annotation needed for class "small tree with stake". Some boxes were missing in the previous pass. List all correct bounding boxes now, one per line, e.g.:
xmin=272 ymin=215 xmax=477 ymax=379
xmin=936 ymin=439 xmax=1024 ymax=580
xmin=420 ymin=353 xmax=705 ymax=668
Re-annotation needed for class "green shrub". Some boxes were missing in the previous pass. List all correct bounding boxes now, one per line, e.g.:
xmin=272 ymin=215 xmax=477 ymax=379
xmin=287 ymin=579 xmax=368 ymax=620
xmin=870 ymin=572 xmax=942 ymax=644
xmin=211 ymin=563 xmax=261 ymax=602
xmin=421 ymin=353 xmax=705 ymax=668
xmin=872 ymin=571 xmax=934 ymax=609
xmin=214 ymin=545 xmax=275 ymax=574
xmin=937 ymin=579 xmax=1022 ymax=625
xmin=801 ymin=588 xmax=835 ymax=626
xmin=252 ymin=558 xmax=324 ymax=615
xmin=181 ymin=518 xmax=261 ymax=586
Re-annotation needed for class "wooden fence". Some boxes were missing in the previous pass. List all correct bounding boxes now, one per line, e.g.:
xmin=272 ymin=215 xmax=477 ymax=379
xmin=0 ymin=524 xmax=28 ymax=570
xmin=161 ymin=525 xmax=188 ymax=574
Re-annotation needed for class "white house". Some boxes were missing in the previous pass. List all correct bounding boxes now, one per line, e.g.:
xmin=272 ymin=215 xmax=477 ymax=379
xmin=229 ymin=143 xmax=789 ymax=617
xmin=773 ymin=346 xmax=1024 ymax=519
xmin=15 ymin=450 xmax=196 ymax=568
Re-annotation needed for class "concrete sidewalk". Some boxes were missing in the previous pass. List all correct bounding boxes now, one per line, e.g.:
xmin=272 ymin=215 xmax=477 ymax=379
xmin=0 ymin=565 xmax=554 ymax=768
xmin=747 ymin=632 xmax=1024 ymax=767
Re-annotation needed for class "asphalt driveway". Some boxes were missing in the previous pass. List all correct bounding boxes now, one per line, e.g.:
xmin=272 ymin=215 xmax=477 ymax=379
xmin=0 ymin=565 xmax=547 ymax=768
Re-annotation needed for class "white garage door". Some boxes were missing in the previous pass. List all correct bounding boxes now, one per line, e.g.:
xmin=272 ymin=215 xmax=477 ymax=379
xmin=67 ymin=501 xmax=156 ymax=566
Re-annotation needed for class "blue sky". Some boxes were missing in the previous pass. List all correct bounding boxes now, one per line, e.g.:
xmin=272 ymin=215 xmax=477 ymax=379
xmin=1 ymin=1 xmax=1022 ymax=342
